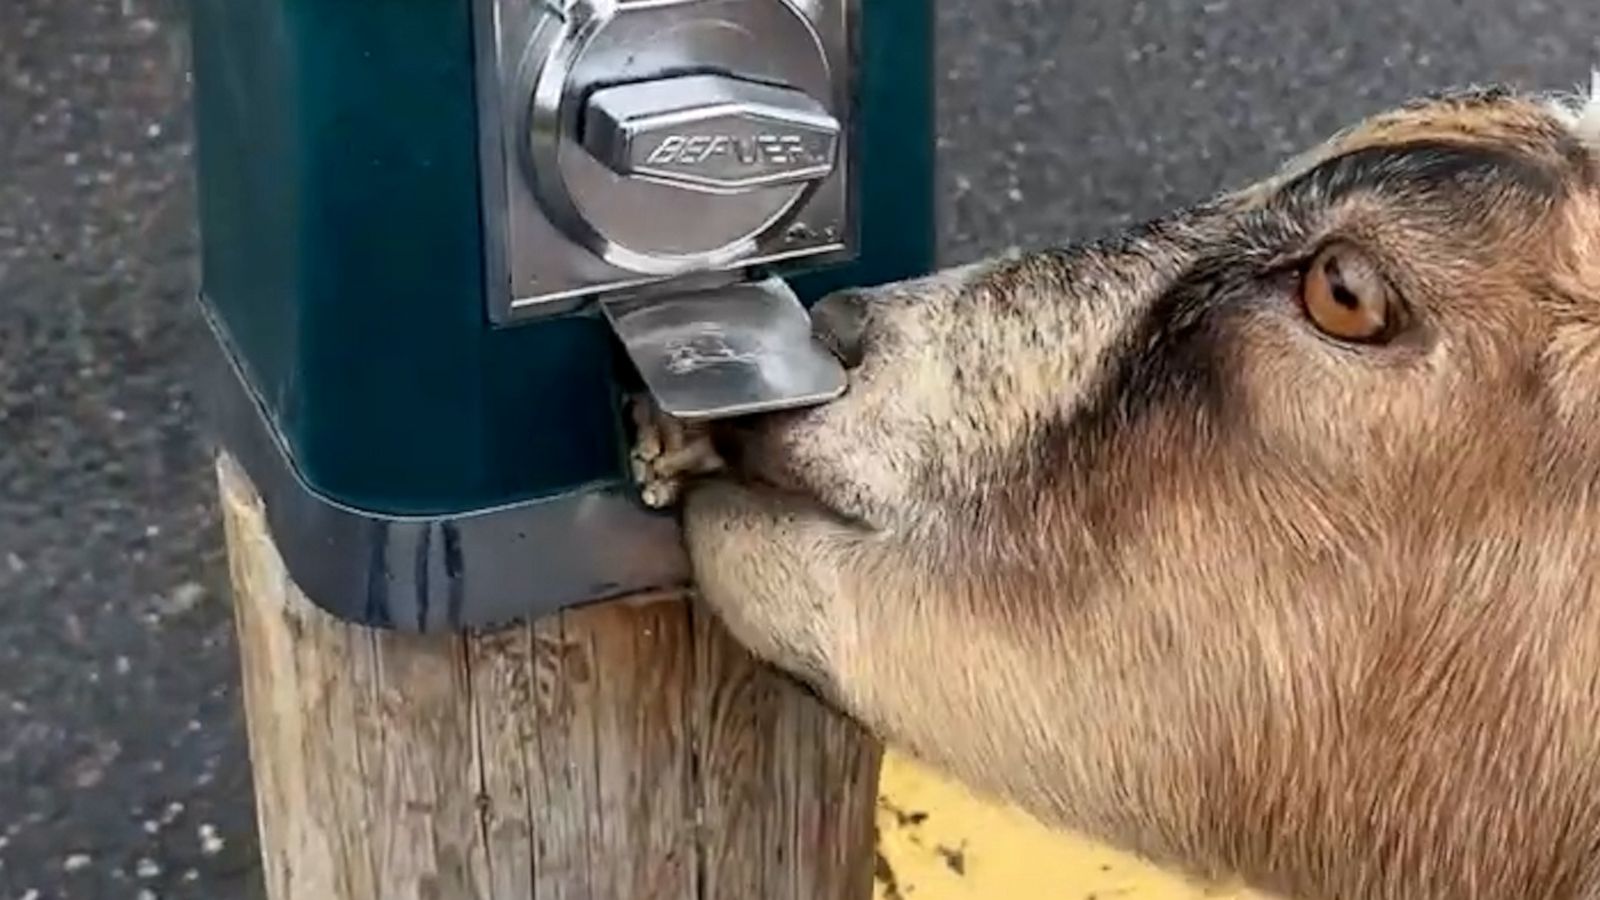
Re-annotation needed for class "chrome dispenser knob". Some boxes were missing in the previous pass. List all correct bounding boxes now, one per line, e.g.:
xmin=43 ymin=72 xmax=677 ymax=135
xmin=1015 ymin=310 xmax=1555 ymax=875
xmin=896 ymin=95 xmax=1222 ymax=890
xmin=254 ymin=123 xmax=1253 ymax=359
xmin=491 ymin=0 xmax=855 ymax=304
xmin=581 ymin=73 xmax=840 ymax=195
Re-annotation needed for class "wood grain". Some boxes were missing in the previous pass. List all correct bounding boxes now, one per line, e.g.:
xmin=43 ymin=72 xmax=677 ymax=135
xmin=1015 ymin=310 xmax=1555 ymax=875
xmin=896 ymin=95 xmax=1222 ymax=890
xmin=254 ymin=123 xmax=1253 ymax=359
xmin=218 ymin=454 xmax=882 ymax=900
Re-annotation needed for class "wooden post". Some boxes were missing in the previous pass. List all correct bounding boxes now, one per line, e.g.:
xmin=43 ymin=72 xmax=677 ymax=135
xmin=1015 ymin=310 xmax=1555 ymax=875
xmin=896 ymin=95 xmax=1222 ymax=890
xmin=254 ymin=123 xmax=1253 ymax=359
xmin=216 ymin=453 xmax=883 ymax=900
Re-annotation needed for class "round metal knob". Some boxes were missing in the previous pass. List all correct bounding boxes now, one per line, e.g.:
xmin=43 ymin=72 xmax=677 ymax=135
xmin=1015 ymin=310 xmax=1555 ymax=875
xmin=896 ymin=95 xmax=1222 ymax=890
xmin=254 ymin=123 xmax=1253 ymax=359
xmin=523 ymin=0 xmax=837 ymax=276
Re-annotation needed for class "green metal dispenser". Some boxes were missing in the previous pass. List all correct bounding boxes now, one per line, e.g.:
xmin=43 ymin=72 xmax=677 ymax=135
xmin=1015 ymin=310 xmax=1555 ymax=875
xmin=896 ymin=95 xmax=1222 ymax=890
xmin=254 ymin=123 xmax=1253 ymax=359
xmin=188 ymin=0 xmax=936 ymax=631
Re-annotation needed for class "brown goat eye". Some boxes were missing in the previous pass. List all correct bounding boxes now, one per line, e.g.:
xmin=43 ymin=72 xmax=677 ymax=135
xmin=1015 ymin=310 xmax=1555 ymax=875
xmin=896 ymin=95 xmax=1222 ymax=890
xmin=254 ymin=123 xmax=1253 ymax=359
xmin=1299 ymin=243 xmax=1393 ymax=343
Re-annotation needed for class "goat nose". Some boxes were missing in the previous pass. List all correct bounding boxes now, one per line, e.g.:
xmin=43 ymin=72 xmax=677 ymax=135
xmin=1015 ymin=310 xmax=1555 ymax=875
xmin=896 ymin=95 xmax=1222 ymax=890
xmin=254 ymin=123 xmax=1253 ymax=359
xmin=810 ymin=289 xmax=872 ymax=369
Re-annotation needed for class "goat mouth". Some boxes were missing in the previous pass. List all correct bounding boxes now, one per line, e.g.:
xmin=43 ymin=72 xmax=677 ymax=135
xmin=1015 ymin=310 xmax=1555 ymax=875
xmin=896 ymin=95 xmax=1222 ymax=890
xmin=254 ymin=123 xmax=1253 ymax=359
xmin=707 ymin=418 xmax=803 ymax=494
xmin=703 ymin=418 xmax=868 ymax=528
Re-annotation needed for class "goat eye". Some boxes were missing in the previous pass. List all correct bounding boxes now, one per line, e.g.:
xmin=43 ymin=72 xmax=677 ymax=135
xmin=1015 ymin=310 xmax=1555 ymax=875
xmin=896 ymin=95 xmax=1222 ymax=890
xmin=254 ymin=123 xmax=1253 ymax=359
xmin=1299 ymin=242 xmax=1394 ymax=343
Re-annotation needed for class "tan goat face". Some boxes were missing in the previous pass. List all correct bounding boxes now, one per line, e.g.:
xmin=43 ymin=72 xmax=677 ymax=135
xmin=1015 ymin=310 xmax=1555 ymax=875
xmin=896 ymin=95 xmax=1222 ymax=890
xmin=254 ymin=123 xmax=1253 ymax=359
xmin=685 ymin=83 xmax=1600 ymax=720
xmin=704 ymin=86 xmax=1596 ymax=568
xmin=682 ymin=81 xmax=1600 ymax=899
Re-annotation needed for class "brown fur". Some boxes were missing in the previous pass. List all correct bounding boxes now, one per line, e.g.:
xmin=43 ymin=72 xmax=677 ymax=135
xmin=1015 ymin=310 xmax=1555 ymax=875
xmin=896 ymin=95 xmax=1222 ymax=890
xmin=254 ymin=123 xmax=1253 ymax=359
xmin=683 ymin=82 xmax=1600 ymax=899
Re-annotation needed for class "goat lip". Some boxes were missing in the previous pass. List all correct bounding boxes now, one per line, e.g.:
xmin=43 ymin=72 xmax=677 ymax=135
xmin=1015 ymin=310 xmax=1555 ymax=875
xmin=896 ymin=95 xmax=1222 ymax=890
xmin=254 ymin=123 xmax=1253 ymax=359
xmin=708 ymin=418 xmax=799 ymax=490
xmin=726 ymin=450 xmax=868 ymax=529
xmin=739 ymin=462 xmax=880 ymax=532
xmin=720 ymin=474 xmax=868 ymax=533
xmin=705 ymin=417 xmax=874 ymax=528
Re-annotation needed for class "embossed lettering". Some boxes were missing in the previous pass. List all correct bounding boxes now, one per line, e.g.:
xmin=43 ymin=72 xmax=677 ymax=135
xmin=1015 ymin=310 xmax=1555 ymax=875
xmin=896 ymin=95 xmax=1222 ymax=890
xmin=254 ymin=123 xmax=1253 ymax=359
xmin=639 ymin=132 xmax=830 ymax=173
xmin=645 ymin=135 xmax=686 ymax=165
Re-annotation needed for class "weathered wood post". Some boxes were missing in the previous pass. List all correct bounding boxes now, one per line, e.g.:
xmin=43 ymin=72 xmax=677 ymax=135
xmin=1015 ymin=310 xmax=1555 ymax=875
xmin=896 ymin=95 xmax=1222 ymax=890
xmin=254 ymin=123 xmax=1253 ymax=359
xmin=217 ymin=453 xmax=881 ymax=899
xmin=185 ymin=0 xmax=934 ymax=897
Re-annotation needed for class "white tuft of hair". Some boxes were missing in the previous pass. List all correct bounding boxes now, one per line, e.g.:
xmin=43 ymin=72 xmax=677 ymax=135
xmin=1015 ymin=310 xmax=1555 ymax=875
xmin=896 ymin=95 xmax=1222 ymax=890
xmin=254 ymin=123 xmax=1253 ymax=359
xmin=1582 ymin=69 xmax=1600 ymax=147
xmin=1548 ymin=69 xmax=1600 ymax=151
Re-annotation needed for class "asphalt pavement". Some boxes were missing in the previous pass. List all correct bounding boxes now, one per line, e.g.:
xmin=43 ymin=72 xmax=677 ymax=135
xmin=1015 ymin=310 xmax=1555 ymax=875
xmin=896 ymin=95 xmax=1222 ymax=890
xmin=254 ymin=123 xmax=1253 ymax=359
xmin=0 ymin=0 xmax=1595 ymax=897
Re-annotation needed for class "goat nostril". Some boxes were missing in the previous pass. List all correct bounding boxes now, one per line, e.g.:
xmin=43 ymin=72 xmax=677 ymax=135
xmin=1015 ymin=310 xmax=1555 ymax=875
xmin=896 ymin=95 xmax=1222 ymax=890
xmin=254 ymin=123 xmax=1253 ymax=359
xmin=810 ymin=290 xmax=871 ymax=369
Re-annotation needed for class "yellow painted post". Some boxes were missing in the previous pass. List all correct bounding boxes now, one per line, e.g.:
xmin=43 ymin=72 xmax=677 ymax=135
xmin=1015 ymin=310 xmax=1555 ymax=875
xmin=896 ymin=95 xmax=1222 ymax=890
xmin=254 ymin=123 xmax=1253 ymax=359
xmin=872 ymin=754 xmax=1264 ymax=900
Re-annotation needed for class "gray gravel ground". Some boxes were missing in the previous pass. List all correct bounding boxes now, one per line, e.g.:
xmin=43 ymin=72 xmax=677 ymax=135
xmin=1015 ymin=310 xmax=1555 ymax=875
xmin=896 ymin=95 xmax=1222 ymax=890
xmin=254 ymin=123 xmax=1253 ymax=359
xmin=0 ymin=0 xmax=1595 ymax=897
